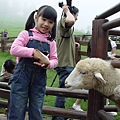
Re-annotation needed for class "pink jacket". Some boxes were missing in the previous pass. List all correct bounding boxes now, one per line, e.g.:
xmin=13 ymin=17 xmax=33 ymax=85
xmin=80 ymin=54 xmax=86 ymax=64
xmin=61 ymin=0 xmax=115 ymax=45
xmin=10 ymin=28 xmax=58 ymax=69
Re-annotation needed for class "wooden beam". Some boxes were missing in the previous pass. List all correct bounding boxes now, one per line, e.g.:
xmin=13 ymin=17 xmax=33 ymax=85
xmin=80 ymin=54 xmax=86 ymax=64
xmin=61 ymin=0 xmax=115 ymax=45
xmin=98 ymin=110 xmax=116 ymax=120
xmin=111 ymin=60 xmax=120 ymax=68
xmin=42 ymin=106 xmax=87 ymax=119
xmin=0 ymin=100 xmax=87 ymax=119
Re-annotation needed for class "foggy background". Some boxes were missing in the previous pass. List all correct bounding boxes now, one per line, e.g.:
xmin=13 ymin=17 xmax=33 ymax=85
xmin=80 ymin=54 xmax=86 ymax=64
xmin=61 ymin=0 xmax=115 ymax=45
xmin=0 ymin=0 xmax=120 ymax=33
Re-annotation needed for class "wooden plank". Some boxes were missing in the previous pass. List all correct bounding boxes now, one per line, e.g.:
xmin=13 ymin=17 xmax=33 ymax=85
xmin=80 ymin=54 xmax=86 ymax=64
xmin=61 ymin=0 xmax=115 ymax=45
xmin=79 ymin=41 xmax=89 ymax=46
xmin=46 ymin=87 xmax=88 ymax=99
xmin=0 ymin=100 xmax=117 ymax=119
xmin=98 ymin=110 xmax=116 ymax=120
xmin=111 ymin=60 xmax=120 ymax=68
xmin=0 ymin=100 xmax=87 ymax=119
xmin=0 ymin=100 xmax=8 ymax=108
xmin=0 ymin=83 xmax=88 ymax=99
xmin=0 ymin=82 xmax=10 ymax=90
xmin=104 ymin=105 xmax=117 ymax=112
xmin=116 ymin=44 xmax=120 ymax=49
xmin=42 ymin=106 xmax=87 ymax=119
xmin=0 ymin=89 xmax=10 ymax=99
xmin=80 ymin=51 xmax=88 ymax=56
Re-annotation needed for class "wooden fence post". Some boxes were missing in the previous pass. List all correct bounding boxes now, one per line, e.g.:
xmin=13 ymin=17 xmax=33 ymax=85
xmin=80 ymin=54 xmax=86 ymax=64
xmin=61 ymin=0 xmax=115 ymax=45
xmin=1 ymin=37 xmax=5 ymax=52
xmin=87 ymin=19 xmax=108 ymax=120
xmin=75 ymin=36 xmax=81 ymax=62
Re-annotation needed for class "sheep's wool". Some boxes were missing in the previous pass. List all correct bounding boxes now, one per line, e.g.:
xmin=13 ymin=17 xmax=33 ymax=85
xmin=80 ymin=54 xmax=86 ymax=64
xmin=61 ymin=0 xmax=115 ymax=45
xmin=65 ymin=57 xmax=120 ymax=111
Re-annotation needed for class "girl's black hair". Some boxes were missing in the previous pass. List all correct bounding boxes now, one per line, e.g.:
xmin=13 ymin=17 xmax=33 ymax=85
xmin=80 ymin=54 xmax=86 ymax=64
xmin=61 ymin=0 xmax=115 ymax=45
xmin=25 ymin=5 xmax=57 ymax=41
xmin=4 ymin=59 xmax=16 ymax=73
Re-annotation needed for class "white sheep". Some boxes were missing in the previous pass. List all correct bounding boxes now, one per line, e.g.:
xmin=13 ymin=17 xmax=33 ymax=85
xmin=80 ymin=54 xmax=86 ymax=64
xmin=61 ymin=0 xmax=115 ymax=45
xmin=65 ymin=58 xmax=120 ymax=111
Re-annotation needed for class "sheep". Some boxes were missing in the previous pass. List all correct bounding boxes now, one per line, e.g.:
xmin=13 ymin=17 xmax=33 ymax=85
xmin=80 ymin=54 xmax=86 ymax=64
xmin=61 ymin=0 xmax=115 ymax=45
xmin=65 ymin=58 xmax=120 ymax=111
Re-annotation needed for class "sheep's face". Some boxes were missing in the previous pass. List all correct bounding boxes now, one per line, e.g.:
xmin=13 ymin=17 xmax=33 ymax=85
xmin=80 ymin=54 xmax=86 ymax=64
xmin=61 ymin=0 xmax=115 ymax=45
xmin=65 ymin=58 xmax=106 ymax=90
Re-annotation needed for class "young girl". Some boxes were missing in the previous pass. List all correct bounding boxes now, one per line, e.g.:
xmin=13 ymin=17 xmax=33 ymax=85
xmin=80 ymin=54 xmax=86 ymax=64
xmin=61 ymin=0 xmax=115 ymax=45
xmin=8 ymin=5 xmax=58 ymax=120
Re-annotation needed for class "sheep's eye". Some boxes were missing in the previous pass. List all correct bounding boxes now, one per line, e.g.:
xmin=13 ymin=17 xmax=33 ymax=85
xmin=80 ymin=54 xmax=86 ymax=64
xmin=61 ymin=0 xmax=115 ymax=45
xmin=80 ymin=71 xmax=86 ymax=75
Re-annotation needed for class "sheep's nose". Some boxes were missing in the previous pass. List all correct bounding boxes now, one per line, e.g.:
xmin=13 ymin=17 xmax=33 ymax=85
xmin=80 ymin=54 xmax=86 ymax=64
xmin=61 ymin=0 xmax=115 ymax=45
xmin=65 ymin=81 xmax=68 ymax=86
xmin=65 ymin=81 xmax=71 ymax=88
xmin=65 ymin=81 xmax=67 ymax=84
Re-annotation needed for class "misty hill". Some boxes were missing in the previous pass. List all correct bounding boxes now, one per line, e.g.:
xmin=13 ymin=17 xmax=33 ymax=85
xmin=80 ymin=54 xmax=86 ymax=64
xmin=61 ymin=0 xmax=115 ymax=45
xmin=0 ymin=0 xmax=32 ymax=33
xmin=0 ymin=0 xmax=84 ymax=36
xmin=0 ymin=17 xmax=26 ymax=37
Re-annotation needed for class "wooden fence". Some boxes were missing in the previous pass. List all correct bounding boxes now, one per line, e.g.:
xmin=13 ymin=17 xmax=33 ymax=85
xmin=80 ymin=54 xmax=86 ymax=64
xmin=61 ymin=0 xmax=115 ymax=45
xmin=0 ymin=37 xmax=16 ymax=52
xmin=1 ymin=35 xmax=120 ymax=61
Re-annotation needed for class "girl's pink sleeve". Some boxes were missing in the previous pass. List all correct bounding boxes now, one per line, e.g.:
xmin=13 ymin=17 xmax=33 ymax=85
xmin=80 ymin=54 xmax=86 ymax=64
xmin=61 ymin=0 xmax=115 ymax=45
xmin=10 ymin=30 xmax=34 ymax=58
xmin=47 ymin=41 xmax=58 ymax=69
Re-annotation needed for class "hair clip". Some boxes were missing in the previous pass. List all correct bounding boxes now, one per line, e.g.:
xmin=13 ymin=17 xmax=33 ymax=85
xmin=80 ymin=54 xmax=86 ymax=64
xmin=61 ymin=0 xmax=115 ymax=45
xmin=34 ymin=9 xmax=38 ymax=12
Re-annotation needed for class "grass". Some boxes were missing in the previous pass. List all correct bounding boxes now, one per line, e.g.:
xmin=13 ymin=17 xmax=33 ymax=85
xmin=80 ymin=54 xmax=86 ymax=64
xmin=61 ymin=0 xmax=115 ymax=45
xmin=0 ymin=26 xmax=82 ymax=37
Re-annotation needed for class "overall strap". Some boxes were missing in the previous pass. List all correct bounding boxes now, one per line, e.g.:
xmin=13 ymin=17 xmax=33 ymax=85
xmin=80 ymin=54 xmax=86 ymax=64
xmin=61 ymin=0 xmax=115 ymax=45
xmin=28 ymin=30 xmax=33 ymax=36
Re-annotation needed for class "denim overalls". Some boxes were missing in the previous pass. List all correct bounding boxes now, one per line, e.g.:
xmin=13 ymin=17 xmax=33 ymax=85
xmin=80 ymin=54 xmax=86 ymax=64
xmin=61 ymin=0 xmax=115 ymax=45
xmin=8 ymin=31 xmax=50 ymax=120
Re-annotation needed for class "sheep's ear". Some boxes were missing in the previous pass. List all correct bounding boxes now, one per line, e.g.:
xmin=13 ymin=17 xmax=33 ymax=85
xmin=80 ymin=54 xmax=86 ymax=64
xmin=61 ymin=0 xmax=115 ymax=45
xmin=94 ymin=72 xmax=106 ymax=84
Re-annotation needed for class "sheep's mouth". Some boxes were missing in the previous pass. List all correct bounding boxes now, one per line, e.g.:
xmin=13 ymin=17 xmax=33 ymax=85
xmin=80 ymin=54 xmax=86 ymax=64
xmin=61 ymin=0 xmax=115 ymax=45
xmin=65 ymin=84 xmax=71 ymax=88
xmin=65 ymin=84 xmax=73 ymax=89
xmin=66 ymin=86 xmax=74 ymax=91
xmin=65 ymin=84 xmax=78 ymax=90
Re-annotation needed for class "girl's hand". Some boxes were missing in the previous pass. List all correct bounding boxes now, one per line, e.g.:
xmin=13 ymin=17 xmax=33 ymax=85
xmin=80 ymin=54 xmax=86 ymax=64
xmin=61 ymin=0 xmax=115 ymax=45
xmin=33 ymin=52 xmax=50 ymax=68
xmin=33 ymin=49 xmax=50 ymax=65
xmin=33 ymin=62 xmax=49 ymax=68
xmin=33 ymin=49 xmax=40 ymax=60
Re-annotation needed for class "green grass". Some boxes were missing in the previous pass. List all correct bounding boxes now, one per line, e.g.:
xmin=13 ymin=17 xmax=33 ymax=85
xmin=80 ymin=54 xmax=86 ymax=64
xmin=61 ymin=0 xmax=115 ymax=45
xmin=0 ymin=25 xmax=82 ymax=38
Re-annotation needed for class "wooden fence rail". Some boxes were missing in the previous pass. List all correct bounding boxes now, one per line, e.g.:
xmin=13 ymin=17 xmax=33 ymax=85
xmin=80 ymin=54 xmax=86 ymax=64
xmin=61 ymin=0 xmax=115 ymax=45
xmin=0 ymin=35 xmax=92 ymax=52
xmin=1 ymin=35 xmax=120 ymax=59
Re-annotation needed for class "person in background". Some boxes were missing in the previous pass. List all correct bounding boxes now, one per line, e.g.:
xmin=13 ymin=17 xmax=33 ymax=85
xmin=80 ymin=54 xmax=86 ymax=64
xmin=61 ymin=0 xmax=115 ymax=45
xmin=0 ymin=59 xmax=16 ymax=82
xmin=87 ymin=36 xmax=120 ymax=60
xmin=3 ymin=29 xmax=8 ymax=37
xmin=8 ymin=5 xmax=58 ymax=120
xmin=52 ymin=4 xmax=82 ymax=120
xmin=107 ymin=36 xmax=120 ymax=60
xmin=106 ymin=36 xmax=119 ymax=116
xmin=72 ymin=43 xmax=83 ymax=111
